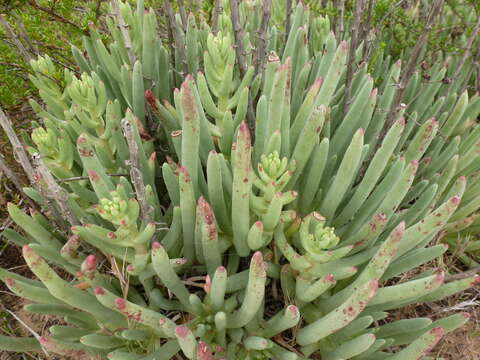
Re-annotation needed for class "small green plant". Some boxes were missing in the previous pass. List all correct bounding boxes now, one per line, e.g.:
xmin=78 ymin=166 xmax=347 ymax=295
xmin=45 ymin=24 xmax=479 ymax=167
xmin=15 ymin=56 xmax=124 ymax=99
xmin=1 ymin=0 xmax=479 ymax=359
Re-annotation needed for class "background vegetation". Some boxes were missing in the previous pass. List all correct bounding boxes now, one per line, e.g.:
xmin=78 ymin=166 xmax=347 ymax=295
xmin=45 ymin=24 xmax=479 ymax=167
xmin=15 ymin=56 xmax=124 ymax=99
xmin=0 ymin=0 xmax=479 ymax=358
xmin=1 ymin=0 xmax=479 ymax=109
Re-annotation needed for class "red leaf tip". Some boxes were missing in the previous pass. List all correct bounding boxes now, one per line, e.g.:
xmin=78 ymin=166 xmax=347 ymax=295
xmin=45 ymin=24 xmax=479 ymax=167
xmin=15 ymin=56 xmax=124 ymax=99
xmin=431 ymin=327 xmax=445 ymax=338
xmin=84 ymin=255 xmax=96 ymax=270
xmin=287 ymin=305 xmax=299 ymax=315
xmin=115 ymin=298 xmax=126 ymax=310
xmin=451 ymin=196 xmax=461 ymax=205
xmin=94 ymin=287 xmax=105 ymax=295
xmin=175 ymin=326 xmax=190 ymax=338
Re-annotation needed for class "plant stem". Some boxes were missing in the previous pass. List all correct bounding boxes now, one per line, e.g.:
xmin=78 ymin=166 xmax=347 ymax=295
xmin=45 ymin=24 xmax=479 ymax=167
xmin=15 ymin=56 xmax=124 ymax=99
xmin=343 ymin=0 xmax=365 ymax=115
xmin=121 ymin=119 xmax=153 ymax=224
xmin=382 ymin=0 xmax=445 ymax=136
xmin=253 ymin=0 xmax=272 ymax=77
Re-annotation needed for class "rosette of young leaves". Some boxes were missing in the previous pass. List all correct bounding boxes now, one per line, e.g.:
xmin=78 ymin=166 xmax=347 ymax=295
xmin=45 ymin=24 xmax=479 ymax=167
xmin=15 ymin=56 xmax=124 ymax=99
xmin=0 ymin=0 xmax=479 ymax=359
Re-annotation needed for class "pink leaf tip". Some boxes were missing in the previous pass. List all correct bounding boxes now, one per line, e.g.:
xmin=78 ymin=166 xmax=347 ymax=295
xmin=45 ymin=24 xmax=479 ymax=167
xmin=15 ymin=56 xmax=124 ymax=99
xmin=175 ymin=326 xmax=190 ymax=338
xmin=451 ymin=196 xmax=461 ymax=205
xmin=84 ymin=255 xmax=96 ymax=270
xmin=94 ymin=287 xmax=105 ymax=295
xmin=115 ymin=298 xmax=126 ymax=310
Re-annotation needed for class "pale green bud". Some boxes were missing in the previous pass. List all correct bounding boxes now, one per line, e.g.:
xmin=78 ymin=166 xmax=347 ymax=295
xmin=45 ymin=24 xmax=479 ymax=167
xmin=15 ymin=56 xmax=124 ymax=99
xmin=301 ymin=214 xmax=339 ymax=257
xmin=260 ymin=151 xmax=288 ymax=181
xmin=31 ymin=127 xmax=58 ymax=158
xmin=98 ymin=197 xmax=129 ymax=224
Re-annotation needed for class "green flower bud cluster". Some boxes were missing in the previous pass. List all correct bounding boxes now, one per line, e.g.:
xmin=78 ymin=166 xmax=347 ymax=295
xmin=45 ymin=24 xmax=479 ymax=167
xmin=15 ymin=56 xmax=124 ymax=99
xmin=97 ymin=186 xmax=139 ymax=231
xmin=30 ymin=54 xmax=56 ymax=76
xmin=31 ymin=127 xmax=58 ymax=158
xmin=259 ymin=151 xmax=288 ymax=181
xmin=66 ymin=72 xmax=107 ymax=125
xmin=310 ymin=16 xmax=330 ymax=54
xmin=301 ymin=214 xmax=340 ymax=258
xmin=1 ymin=0 xmax=480 ymax=359
xmin=204 ymin=32 xmax=236 ymax=110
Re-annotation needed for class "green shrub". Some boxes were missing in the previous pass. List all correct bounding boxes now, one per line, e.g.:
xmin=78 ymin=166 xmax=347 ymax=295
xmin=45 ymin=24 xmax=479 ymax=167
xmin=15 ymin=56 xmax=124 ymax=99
xmin=0 ymin=0 xmax=479 ymax=359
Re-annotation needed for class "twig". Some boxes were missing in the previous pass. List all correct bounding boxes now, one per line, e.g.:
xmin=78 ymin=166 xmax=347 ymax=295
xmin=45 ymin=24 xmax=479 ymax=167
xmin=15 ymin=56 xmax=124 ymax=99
xmin=95 ymin=0 xmax=105 ymax=19
xmin=107 ymin=253 xmax=130 ymax=299
xmin=382 ymin=0 xmax=445 ymax=136
xmin=156 ymin=5 xmax=175 ymax=69
xmin=229 ymin=0 xmax=248 ymax=77
xmin=459 ymin=64 xmax=476 ymax=95
xmin=343 ymin=0 xmax=364 ymax=115
xmin=0 ymin=107 xmax=36 ymax=185
xmin=285 ymin=0 xmax=292 ymax=44
xmin=27 ymin=0 xmax=85 ymax=32
xmin=121 ymin=118 xmax=153 ymax=224
xmin=32 ymin=153 xmax=80 ymax=227
xmin=253 ymin=0 xmax=272 ymax=77
xmin=0 ymin=14 xmax=34 ymax=63
xmin=445 ymin=266 xmax=480 ymax=282
xmin=376 ymin=0 xmax=408 ymax=30
xmin=111 ymin=0 xmax=136 ymax=64
xmin=0 ymin=107 xmax=63 ymax=224
xmin=58 ymin=173 xmax=129 ymax=183
xmin=164 ymin=0 xmax=188 ymax=76
xmin=447 ymin=15 xmax=480 ymax=93
xmin=229 ymin=0 xmax=256 ymax=132
xmin=177 ymin=0 xmax=188 ymax=30
xmin=361 ymin=0 xmax=375 ymax=60
xmin=336 ymin=0 xmax=345 ymax=41
xmin=188 ymin=0 xmax=200 ymax=14
xmin=43 ymin=50 xmax=80 ymax=74
xmin=0 ymin=153 xmax=27 ymax=197
xmin=32 ymin=40 xmax=65 ymax=52
xmin=445 ymin=0 xmax=467 ymax=24
xmin=4 ymin=309 xmax=49 ymax=357
xmin=211 ymin=0 xmax=223 ymax=35
xmin=362 ymin=0 xmax=408 ymax=62
xmin=0 ymin=62 xmax=30 ymax=80
xmin=12 ymin=11 xmax=38 ymax=56
xmin=474 ymin=45 xmax=480 ymax=93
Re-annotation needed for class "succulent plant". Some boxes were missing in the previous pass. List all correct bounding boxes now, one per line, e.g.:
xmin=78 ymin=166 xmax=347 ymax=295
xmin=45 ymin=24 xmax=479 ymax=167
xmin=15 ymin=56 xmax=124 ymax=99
xmin=1 ymin=0 xmax=479 ymax=359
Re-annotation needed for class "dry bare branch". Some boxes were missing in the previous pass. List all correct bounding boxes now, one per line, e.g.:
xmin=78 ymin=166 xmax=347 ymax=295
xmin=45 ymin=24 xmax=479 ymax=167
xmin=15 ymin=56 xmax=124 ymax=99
xmin=11 ymin=11 xmax=38 ymax=56
xmin=211 ymin=0 xmax=223 ymax=35
xmin=253 ymin=0 xmax=272 ymax=77
xmin=111 ymin=0 xmax=136 ymax=64
xmin=27 ymin=0 xmax=85 ymax=32
xmin=0 ymin=153 xmax=27 ymax=197
xmin=0 ymin=14 xmax=34 ymax=63
xmin=343 ymin=0 xmax=365 ymax=115
xmin=445 ymin=266 xmax=480 ymax=282
xmin=164 ymin=0 xmax=188 ymax=76
xmin=448 ymin=16 xmax=480 ymax=92
xmin=32 ymin=153 xmax=80 ymax=227
xmin=229 ymin=0 xmax=256 ymax=132
xmin=285 ymin=0 xmax=292 ymax=44
xmin=121 ymin=118 xmax=153 ymax=224
xmin=336 ymin=0 xmax=345 ymax=41
xmin=0 ymin=107 xmax=36 ymax=184
xmin=178 ymin=0 xmax=188 ymax=30
xmin=229 ymin=0 xmax=248 ymax=77
xmin=382 ymin=0 xmax=445 ymax=135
